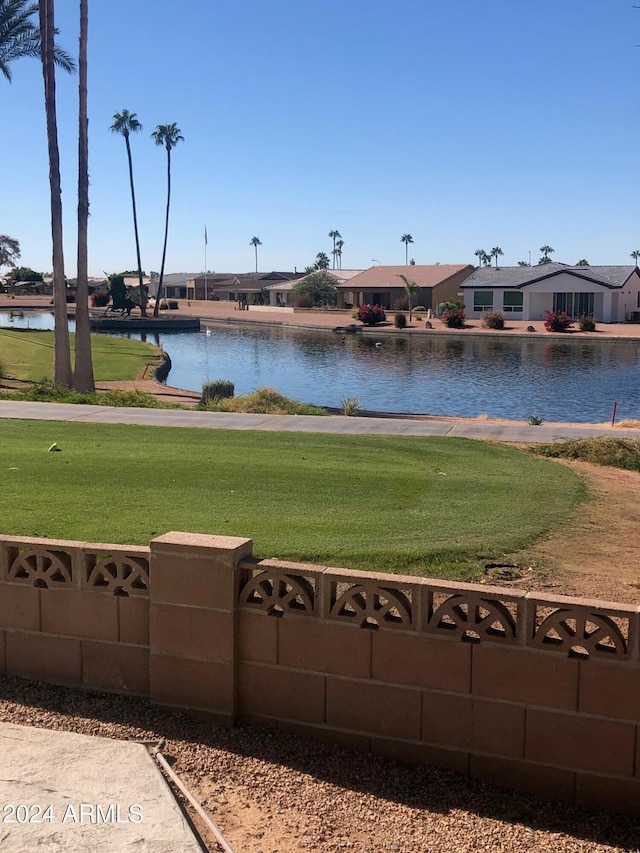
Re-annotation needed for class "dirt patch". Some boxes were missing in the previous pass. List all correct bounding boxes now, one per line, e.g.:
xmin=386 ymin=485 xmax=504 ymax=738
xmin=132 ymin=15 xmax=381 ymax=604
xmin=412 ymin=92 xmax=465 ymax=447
xmin=504 ymin=460 xmax=640 ymax=604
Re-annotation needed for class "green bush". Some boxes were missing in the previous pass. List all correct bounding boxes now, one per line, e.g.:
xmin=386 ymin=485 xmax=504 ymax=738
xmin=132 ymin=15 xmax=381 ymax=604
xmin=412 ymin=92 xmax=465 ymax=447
xmin=201 ymin=386 xmax=328 ymax=415
xmin=412 ymin=305 xmax=427 ymax=314
xmin=201 ymin=379 xmax=235 ymax=404
xmin=357 ymin=304 xmax=386 ymax=325
xmin=578 ymin=314 xmax=596 ymax=332
xmin=394 ymin=312 xmax=407 ymax=329
xmin=482 ymin=311 xmax=505 ymax=329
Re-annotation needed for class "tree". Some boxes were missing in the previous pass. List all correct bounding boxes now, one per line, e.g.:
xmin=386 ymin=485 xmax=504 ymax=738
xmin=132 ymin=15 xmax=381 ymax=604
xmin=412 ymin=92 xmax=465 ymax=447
xmin=0 ymin=235 xmax=20 ymax=268
xmin=539 ymin=245 xmax=554 ymax=264
xmin=73 ymin=0 xmax=94 ymax=391
xmin=110 ymin=110 xmax=146 ymax=316
xmin=39 ymin=0 xmax=71 ymax=387
xmin=151 ymin=122 xmax=184 ymax=318
xmin=8 ymin=265 xmax=41 ymax=280
xmin=335 ymin=238 xmax=344 ymax=270
xmin=575 ymin=259 xmax=590 ymax=266
xmin=517 ymin=260 xmax=530 ymax=267
xmin=397 ymin=273 xmax=420 ymax=322
xmin=250 ymin=236 xmax=261 ymax=273
xmin=314 ymin=251 xmax=330 ymax=270
xmin=328 ymin=229 xmax=341 ymax=269
xmin=0 ymin=0 xmax=74 ymax=82
xmin=290 ymin=271 xmax=336 ymax=307
xmin=490 ymin=246 xmax=503 ymax=268
xmin=474 ymin=248 xmax=491 ymax=267
xmin=631 ymin=250 xmax=640 ymax=266
xmin=401 ymin=233 xmax=413 ymax=265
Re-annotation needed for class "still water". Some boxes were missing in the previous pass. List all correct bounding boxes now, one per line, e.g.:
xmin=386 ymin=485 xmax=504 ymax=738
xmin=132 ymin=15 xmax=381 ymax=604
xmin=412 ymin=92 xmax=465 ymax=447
xmin=3 ymin=311 xmax=640 ymax=422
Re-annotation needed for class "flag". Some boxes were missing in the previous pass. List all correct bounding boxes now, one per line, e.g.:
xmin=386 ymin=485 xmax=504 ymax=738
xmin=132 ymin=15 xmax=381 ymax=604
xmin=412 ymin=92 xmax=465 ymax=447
xmin=204 ymin=226 xmax=208 ymax=246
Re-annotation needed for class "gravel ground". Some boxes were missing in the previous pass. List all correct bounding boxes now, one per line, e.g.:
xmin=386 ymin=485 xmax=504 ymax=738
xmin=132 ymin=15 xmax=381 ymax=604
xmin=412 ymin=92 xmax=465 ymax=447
xmin=1 ymin=675 xmax=639 ymax=853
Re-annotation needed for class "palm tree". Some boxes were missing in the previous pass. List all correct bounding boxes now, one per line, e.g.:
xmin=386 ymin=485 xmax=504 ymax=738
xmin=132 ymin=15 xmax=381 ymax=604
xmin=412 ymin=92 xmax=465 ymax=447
xmin=631 ymin=250 xmax=640 ymax=267
xmin=315 ymin=251 xmax=330 ymax=270
xmin=1 ymin=0 xmax=74 ymax=81
xmin=39 ymin=0 xmax=71 ymax=386
xmin=401 ymin=233 xmax=413 ymax=265
xmin=517 ymin=260 xmax=530 ymax=267
xmin=575 ymin=259 xmax=590 ymax=267
xmin=539 ymin=245 xmax=554 ymax=264
xmin=490 ymin=246 xmax=504 ymax=268
xmin=474 ymin=248 xmax=485 ymax=267
xmin=398 ymin=273 xmax=420 ymax=322
xmin=151 ymin=122 xmax=184 ymax=318
xmin=73 ymin=0 xmax=94 ymax=391
xmin=110 ymin=110 xmax=146 ymax=316
xmin=328 ymin=229 xmax=341 ymax=269
xmin=250 ymin=236 xmax=261 ymax=273
xmin=335 ymin=238 xmax=344 ymax=270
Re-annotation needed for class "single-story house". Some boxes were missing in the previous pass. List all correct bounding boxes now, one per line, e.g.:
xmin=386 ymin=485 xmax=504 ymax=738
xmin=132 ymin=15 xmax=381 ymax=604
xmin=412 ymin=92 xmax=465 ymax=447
xmin=462 ymin=263 xmax=640 ymax=323
xmin=186 ymin=271 xmax=304 ymax=303
xmin=264 ymin=269 xmax=364 ymax=306
xmin=152 ymin=273 xmax=200 ymax=300
xmin=335 ymin=265 xmax=475 ymax=310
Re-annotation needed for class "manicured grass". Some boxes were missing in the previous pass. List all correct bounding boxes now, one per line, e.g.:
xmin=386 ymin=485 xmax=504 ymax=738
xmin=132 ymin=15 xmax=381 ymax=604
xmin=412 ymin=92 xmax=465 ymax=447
xmin=0 ymin=329 xmax=162 ymax=381
xmin=0 ymin=420 xmax=586 ymax=580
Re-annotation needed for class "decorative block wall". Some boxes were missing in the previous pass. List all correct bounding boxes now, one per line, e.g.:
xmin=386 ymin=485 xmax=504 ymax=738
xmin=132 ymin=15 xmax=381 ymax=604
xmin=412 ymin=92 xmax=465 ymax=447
xmin=1 ymin=532 xmax=639 ymax=815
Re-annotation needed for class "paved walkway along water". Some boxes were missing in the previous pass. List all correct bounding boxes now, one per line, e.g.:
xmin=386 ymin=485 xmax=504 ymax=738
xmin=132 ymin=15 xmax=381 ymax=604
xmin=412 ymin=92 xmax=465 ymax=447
xmin=0 ymin=398 xmax=637 ymax=443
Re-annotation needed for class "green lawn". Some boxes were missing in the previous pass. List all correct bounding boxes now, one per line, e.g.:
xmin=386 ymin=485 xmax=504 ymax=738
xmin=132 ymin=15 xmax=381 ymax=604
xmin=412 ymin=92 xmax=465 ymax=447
xmin=0 ymin=420 xmax=586 ymax=580
xmin=0 ymin=329 xmax=162 ymax=381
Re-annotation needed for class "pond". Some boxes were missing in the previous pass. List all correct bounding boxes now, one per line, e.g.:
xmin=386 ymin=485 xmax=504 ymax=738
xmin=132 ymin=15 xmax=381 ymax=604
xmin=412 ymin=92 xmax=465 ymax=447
xmin=2 ymin=310 xmax=640 ymax=422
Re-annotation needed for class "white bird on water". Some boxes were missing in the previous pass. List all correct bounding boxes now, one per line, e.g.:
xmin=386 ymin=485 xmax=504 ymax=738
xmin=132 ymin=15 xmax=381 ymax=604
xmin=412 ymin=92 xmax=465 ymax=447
xmin=204 ymin=329 xmax=212 ymax=336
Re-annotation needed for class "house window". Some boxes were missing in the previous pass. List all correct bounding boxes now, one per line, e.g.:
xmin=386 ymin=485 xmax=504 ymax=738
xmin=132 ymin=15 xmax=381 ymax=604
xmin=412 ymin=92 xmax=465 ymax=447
xmin=473 ymin=291 xmax=493 ymax=312
xmin=553 ymin=293 xmax=594 ymax=318
xmin=502 ymin=291 xmax=523 ymax=312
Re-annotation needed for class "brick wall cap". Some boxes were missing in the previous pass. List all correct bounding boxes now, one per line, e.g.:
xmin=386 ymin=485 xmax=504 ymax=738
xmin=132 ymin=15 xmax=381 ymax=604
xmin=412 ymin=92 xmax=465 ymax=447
xmin=525 ymin=591 xmax=640 ymax=614
xmin=151 ymin=532 xmax=252 ymax=551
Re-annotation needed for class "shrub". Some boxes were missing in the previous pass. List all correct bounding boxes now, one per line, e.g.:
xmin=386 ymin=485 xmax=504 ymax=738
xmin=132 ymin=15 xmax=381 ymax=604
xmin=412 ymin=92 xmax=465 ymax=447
xmin=578 ymin=314 xmax=596 ymax=332
xmin=340 ymin=396 xmax=361 ymax=416
xmin=482 ymin=311 xmax=504 ymax=330
xmin=544 ymin=309 xmax=573 ymax=332
xmin=168 ymin=300 xmax=179 ymax=310
xmin=527 ymin=415 xmax=544 ymax=425
xmin=412 ymin=305 xmax=427 ymax=314
xmin=357 ymin=304 xmax=386 ymax=326
xmin=440 ymin=304 xmax=466 ymax=328
xmin=394 ymin=312 xmax=407 ymax=329
xmin=392 ymin=296 xmax=409 ymax=311
xmin=293 ymin=293 xmax=314 ymax=309
xmin=201 ymin=379 xmax=235 ymax=404
xmin=201 ymin=387 xmax=328 ymax=415
xmin=90 ymin=290 xmax=110 ymax=307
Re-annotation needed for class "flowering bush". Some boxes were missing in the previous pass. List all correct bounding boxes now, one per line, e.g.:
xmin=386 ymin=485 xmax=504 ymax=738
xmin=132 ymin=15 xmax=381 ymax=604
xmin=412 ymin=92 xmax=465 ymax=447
xmin=544 ymin=310 xmax=573 ymax=332
xmin=357 ymin=304 xmax=386 ymax=325
xmin=440 ymin=306 xmax=466 ymax=328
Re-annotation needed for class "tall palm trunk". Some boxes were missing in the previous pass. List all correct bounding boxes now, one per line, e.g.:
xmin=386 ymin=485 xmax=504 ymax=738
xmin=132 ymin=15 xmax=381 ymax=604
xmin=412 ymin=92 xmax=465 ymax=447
xmin=153 ymin=146 xmax=171 ymax=318
xmin=125 ymin=134 xmax=146 ymax=316
xmin=39 ymin=0 xmax=71 ymax=386
xmin=74 ymin=0 xmax=94 ymax=391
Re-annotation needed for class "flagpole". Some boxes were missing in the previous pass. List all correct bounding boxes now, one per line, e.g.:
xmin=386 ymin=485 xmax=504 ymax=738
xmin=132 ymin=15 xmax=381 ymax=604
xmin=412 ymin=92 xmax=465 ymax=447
xmin=204 ymin=226 xmax=208 ymax=301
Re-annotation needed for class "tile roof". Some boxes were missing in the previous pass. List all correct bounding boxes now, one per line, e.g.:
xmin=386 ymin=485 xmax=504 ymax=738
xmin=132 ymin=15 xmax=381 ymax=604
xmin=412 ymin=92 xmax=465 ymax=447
xmin=263 ymin=269 xmax=364 ymax=291
xmin=337 ymin=265 xmax=474 ymax=290
xmin=461 ymin=263 xmax=637 ymax=289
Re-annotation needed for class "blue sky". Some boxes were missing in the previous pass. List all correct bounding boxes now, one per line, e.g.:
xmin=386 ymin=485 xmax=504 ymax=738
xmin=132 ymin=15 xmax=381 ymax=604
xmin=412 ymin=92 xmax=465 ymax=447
xmin=3 ymin=0 xmax=640 ymax=276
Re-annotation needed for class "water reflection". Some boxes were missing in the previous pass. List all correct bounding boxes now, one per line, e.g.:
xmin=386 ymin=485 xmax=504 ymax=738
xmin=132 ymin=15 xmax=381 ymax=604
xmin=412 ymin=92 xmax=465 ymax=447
xmin=2 ymin=312 xmax=640 ymax=422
